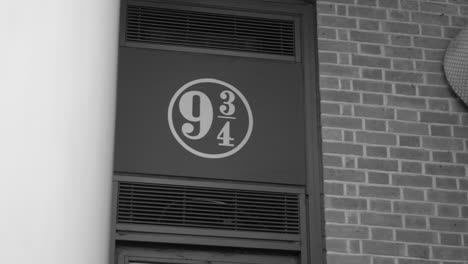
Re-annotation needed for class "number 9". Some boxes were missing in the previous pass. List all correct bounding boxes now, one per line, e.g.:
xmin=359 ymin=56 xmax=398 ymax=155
xmin=179 ymin=91 xmax=213 ymax=140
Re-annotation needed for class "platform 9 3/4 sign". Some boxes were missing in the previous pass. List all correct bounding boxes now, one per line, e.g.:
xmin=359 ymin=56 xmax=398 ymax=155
xmin=168 ymin=78 xmax=253 ymax=159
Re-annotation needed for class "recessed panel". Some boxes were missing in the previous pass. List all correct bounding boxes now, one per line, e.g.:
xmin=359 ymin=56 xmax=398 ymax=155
xmin=114 ymin=47 xmax=306 ymax=185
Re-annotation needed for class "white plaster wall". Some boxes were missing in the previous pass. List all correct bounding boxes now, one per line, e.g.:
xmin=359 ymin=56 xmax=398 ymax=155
xmin=0 ymin=1 xmax=120 ymax=263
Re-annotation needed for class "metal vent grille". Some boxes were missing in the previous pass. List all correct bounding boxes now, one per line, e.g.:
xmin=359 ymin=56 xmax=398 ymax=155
xmin=117 ymin=182 xmax=300 ymax=234
xmin=125 ymin=5 xmax=296 ymax=57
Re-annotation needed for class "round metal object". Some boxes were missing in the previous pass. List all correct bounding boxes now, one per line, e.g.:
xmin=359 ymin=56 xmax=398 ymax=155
xmin=444 ymin=26 xmax=468 ymax=106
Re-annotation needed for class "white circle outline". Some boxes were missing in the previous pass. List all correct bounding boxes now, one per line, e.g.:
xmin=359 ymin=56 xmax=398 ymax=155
xmin=168 ymin=78 xmax=254 ymax=159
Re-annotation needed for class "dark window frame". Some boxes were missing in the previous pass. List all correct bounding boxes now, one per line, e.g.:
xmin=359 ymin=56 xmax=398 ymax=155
xmin=112 ymin=1 xmax=324 ymax=263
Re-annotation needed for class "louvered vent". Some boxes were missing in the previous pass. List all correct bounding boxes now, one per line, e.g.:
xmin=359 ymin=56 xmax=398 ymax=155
xmin=125 ymin=5 xmax=296 ymax=57
xmin=117 ymin=182 xmax=300 ymax=234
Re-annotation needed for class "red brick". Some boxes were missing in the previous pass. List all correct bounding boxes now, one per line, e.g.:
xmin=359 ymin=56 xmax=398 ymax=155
xmin=444 ymin=26 xmax=462 ymax=38
xmin=382 ymin=21 xmax=419 ymax=34
xmin=438 ymin=205 xmax=459 ymax=218
xmin=366 ymin=145 xmax=387 ymax=157
xmin=324 ymin=182 xmax=344 ymax=195
xmin=317 ymin=3 xmax=336 ymax=14
xmin=358 ymin=158 xmax=398 ymax=171
xmin=360 ymin=44 xmax=382 ymax=55
xmin=420 ymin=2 xmax=459 ymax=15
xmin=405 ymin=215 xmax=427 ymax=229
xmin=414 ymin=37 xmax=450 ymax=49
xmin=353 ymin=80 xmax=392 ymax=93
xmin=427 ymin=189 xmax=468 ymax=204
xmin=324 ymin=0 xmax=355 ymax=3
xmin=418 ymin=85 xmax=453 ymax=98
xmin=392 ymin=174 xmax=433 ymax=187
xmin=453 ymin=127 xmax=468 ymax=138
xmin=430 ymin=125 xmax=451 ymax=137
xmin=326 ymin=238 xmax=347 ymax=253
xmin=325 ymin=210 xmax=345 ymax=223
xmin=361 ymin=212 xmax=403 ymax=227
xmin=425 ymin=163 xmax=465 ymax=177
xmin=318 ymin=28 xmax=337 ymax=40
xmin=401 ymin=0 xmax=419 ymax=11
xmin=425 ymin=73 xmax=448 ymax=86
xmin=420 ymin=112 xmax=459 ymax=125
xmin=325 ymin=196 xmax=368 ymax=210
xmin=359 ymin=19 xmax=380 ymax=30
xmin=433 ymin=246 xmax=468 ymax=261
xmin=387 ymin=95 xmax=426 ymax=109
xmin=323 ymin=154 xmax=343 ymax=167
xmin=422 ymin=137 xmax=464 ymax=151
xmin=338 ymin=53 xmax=350 ymax=64
xmin=349 ymin=6 xmax=387 ymax=19
xmin=362 ymin=241 xmax=405 ymax=256
xmin=416 ymin=61 xmax=443 ymax=73
xmin=432 ymin=151 xmax=453 ymax=163
xmin=362 ymin=68 xmax=383 ymax=80
xmin=352 ymin=54 xmax=391 ymax=68
xmin=370 ymin=200 xmax=392 ymax=212
xmin=324 ymin=168 xmax=366 ymax=182
xmin=350 ymin=30 xmax=389 ymax=44
xmin=406 ymin=245 xmax=431 ymax=260
xmin=360 ymin=186 xmax=400 ymax=199
xmin=326 ymin=224 xmax=369 ymax=239
xmin=319 ymin=52 xmax=338 ymax=64
xmin=385 ymin=71 xmax=424 ymax=83
xmin=388 ymin=121 xmax=429 ymax=135
xmin=320 ymin=64 xmax=360 ymax=77
xmin=322 ymin=89 xmax=361 ymax=103
xmin=355 ymin=105 xmax=395 ymax=119
xmin=396 ymin=230 xmax=437 ymax=243
xmin=319 ymin=15 xmax=357 ymax=28
xmin=357 ymin=0 xmax=377 ymax=7
xmin=357 ymin=131 xmax=396 ymax=145
xmin=393 ymin=59 xmax=414 ymax=71
xmin=378 ymin=0 xmax=398 ymax=9
xmin=403 ymin=188 xmax=425 ymax=201
xmin=327 ymin=254 xmax=371 ymax=264
xmin=365 ymin=119 xmax=386 ymax=131
xmin=390 ymin=35 xmax=411 ymax=46
xmin=428 ymin=99 xmax=449 ymax=111
xmin=390 ymin=147 xmax=429 ymax=161
xmin=389 ymin=10 xmax=410 ymax=21
xmin=424 ymin=50 xmax=446 ymax=61
xmin=320 ymin=77 xmax=340 ymax=89
xmin=455 ymin=153 xmax=468 ymax=164
xmin=395 ymin=84 xmax=416 ymax=95
xmin=323 ymin=141 xmax=363 ymax=155
xmin=319 ymin=39 xmax=358 ymax=52
xmin=399 ymin=135 xmax=420 ymax=147
xmin=316 ymin=1 xmax=468 ymax=261
xmin=322 ymin=115 xmax=363 ymax=129
xmin=450 ymin=100 xmax=468 ymax=113
xmin=363 ymin=93 xmax=384 ymax=105
xmin=411 ymin=12 xmax=450 ymax=25
xmin=435 ymin=177 xmax=457 ymax=189
xmin=402 ymin=161 xmax=422 ymax=173
xmin=394 ymin=201 xmax=435 ymax=216
xmin=451 ymin=15 xmax=468 ymax=27
xmin=421 ymin=25 xmax=442 ymax=37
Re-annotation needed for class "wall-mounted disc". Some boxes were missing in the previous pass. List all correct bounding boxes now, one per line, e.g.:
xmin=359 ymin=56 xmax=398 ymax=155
xmin=444 ymin=26 xmax=468 ymax=106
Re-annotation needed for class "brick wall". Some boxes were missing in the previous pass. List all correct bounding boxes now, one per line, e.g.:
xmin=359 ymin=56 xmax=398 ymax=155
xmin=317 ymin=0 xmax=468 ymax=263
